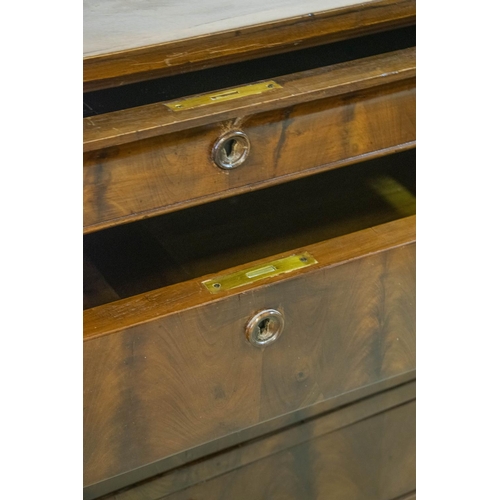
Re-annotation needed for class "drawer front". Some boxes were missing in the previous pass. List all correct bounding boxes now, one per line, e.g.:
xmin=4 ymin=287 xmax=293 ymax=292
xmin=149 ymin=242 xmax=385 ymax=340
xmin=84 ymin=82 xmax=415 ymax=232
xmin=102 ymin=380 xmax=416 ymax=500
xmin=83 ymin=49 xmax=416 ymax=233
xmin=167 ymin=400 xmax=416 ymax=500
xmin=83 ymin=217 xmax=415 ymax=489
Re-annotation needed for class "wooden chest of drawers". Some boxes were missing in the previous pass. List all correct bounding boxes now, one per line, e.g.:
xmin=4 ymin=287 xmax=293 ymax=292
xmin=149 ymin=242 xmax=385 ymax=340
xmin=83 ymin=1 xmax=416 ymax=498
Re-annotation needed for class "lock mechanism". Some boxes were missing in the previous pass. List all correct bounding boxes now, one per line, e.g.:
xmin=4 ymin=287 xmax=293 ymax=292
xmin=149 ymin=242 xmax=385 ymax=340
xmin=212 ymin=130 xmax=250 ymax=170
xmin=245 ymin=309 xmax=284 ymax=347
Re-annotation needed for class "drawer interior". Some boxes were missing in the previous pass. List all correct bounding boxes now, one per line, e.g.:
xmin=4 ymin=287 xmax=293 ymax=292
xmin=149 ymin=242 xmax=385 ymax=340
xmin=83 ymin=148 xmax=415 ymax=309
xmin=84 ymin=25 xmax=415 ymax=117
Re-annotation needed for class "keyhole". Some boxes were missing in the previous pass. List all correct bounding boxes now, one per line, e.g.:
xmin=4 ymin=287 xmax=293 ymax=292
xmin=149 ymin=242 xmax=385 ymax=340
xmin=213 ymin=131 xmax=250 ymax=169
xmin=257 ymin=318 xmax=272 ymax=341
xmin=223 ymin=138 xmax=237 ymax=160
xmin=245 ymin=309 xmax=284 ymax=346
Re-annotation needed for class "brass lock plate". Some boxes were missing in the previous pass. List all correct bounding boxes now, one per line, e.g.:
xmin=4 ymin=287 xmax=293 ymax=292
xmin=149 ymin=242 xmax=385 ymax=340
xmin=165 ymin=81 xmax=282 ymax=111
xmin=202 ymin=252 xmax=317 ymax=294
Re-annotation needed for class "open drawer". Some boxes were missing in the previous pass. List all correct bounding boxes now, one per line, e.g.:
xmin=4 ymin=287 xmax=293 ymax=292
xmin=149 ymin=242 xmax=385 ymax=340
xmin=83 ymin=40 xmax=415 ymax=234
xmin=83 ymin=149 xmax=416 ymax=496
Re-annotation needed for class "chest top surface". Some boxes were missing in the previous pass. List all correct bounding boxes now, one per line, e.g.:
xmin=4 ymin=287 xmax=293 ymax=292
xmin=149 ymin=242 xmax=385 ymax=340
xmin=83 ymin=0 xmax=414 ymax=91
xmin=84 ymin=0 xmax=371 ymax=56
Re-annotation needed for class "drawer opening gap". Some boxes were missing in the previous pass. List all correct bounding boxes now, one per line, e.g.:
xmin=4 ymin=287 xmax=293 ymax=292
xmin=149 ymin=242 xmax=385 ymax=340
xmin=83 ymin=26 xmax=415 ymax=116
xmin=84 ymin=148 xmax=415 ymax=309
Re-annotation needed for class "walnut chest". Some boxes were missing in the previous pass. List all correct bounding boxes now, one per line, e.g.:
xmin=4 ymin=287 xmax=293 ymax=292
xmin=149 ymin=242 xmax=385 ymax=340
xmin=83 ymin=1 xmax=416 ymax=498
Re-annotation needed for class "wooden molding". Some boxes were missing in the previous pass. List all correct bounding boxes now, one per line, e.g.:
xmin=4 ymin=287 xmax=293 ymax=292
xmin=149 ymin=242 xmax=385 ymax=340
xmin=83 ymin=0 xmax=416 ymax=91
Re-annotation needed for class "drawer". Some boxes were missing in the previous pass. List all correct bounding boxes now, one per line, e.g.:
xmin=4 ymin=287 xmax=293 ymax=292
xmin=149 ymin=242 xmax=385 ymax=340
xmin=167 ymin=400 xmax=416 ymax=500
xmin=83 ymin=47 xmax=415 ymax=233
xmin=83 ymin=150 xmax=416 ymax=496
xmin=108 ymin=381 xmax=415 ymax=500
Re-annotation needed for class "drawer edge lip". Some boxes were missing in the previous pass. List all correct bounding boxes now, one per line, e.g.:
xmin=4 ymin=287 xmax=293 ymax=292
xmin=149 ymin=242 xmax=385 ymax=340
xmin=83 ymin=214 xmax=415 ymax=341
xmin=83 ymin=0 xmax=416 ymax=92
xmin=83 ymin=371 xmax=416 ymax=500
xmin=83 ymin=141 xmax=416 ymax=235
xmin=392 ymin=492 xmax=416 ymax=500
xmin=83 ymin=47 xmax=416 ymax=153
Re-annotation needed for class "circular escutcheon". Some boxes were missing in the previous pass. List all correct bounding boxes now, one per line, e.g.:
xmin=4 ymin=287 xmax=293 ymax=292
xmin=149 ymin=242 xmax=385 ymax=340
xmin=245 ymin=309 xmax=284 ymax=347
xmin=212 ymin=130 xmax=250 ymax=169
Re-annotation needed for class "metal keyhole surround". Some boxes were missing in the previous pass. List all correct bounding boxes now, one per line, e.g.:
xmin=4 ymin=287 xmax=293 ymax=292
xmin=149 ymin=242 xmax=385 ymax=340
xmin=212 ymin=130 xmax=250 ymax=169
xmin=245 ymin=309 xmax=284 ymax=347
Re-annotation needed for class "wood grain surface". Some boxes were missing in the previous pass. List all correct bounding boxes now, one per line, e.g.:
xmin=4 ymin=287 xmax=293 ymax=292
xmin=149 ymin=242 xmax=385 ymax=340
xmin=98 ymin=381 xmax=415 ymax=499
xmin=86 ymin=372 xmax=415 ymax=500
xmin=84 ymin=211 xmax=416 ymax=338
xmin=84 ymin=72 xmax=415 ymax=233
xmin=84 ymin=0 xmax=370 ymax=56
xmin=83 ymin=5 xmax=417 ymax=496
xmin=163 ymin=400 xmax=416 ymax=500
xmin=84 ymin=217 xmax=415 ymax=488
xmin=84 ymin=149 xmax=416 ymax=309
xmin=83 ymin=47 xmax=415 ymax=152
xmin=394 ymin=492 xmax=416 ymax=500
xmin=83 ymin=0 xmax=415 ymax=91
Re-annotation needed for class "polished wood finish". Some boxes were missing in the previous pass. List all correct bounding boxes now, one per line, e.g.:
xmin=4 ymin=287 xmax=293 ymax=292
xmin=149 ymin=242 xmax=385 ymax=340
xmin=84 ymin=0 xmax=369 ymax=56
xmin=83 ymin=0 xmax=415 ymax=91
xmin=84 ymin=48 xmax=415 ymax=152
xmin=84 ymin=58 xmax=415 ymax=233
xmin=153 ymin=399 xmax=415 ymax=499
xmin=84 ymin=150 xmax=416 ymax=310
xmin=100 ymin=381 xmax=415 ymax=500
xmin=164 ymin=401 xmax=416 ymax=500
xmin=83 ymin=215 xmax=415 ymax=488
xmin=85 ymin=371 xmax=415 ymax=500
xmin=395 ymin=493 xmax=416 ymax=500
xmin=83 ymin=3 xmax=416 ymax=497
xmin=84 ymin=213 xmax=415 ymax=339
